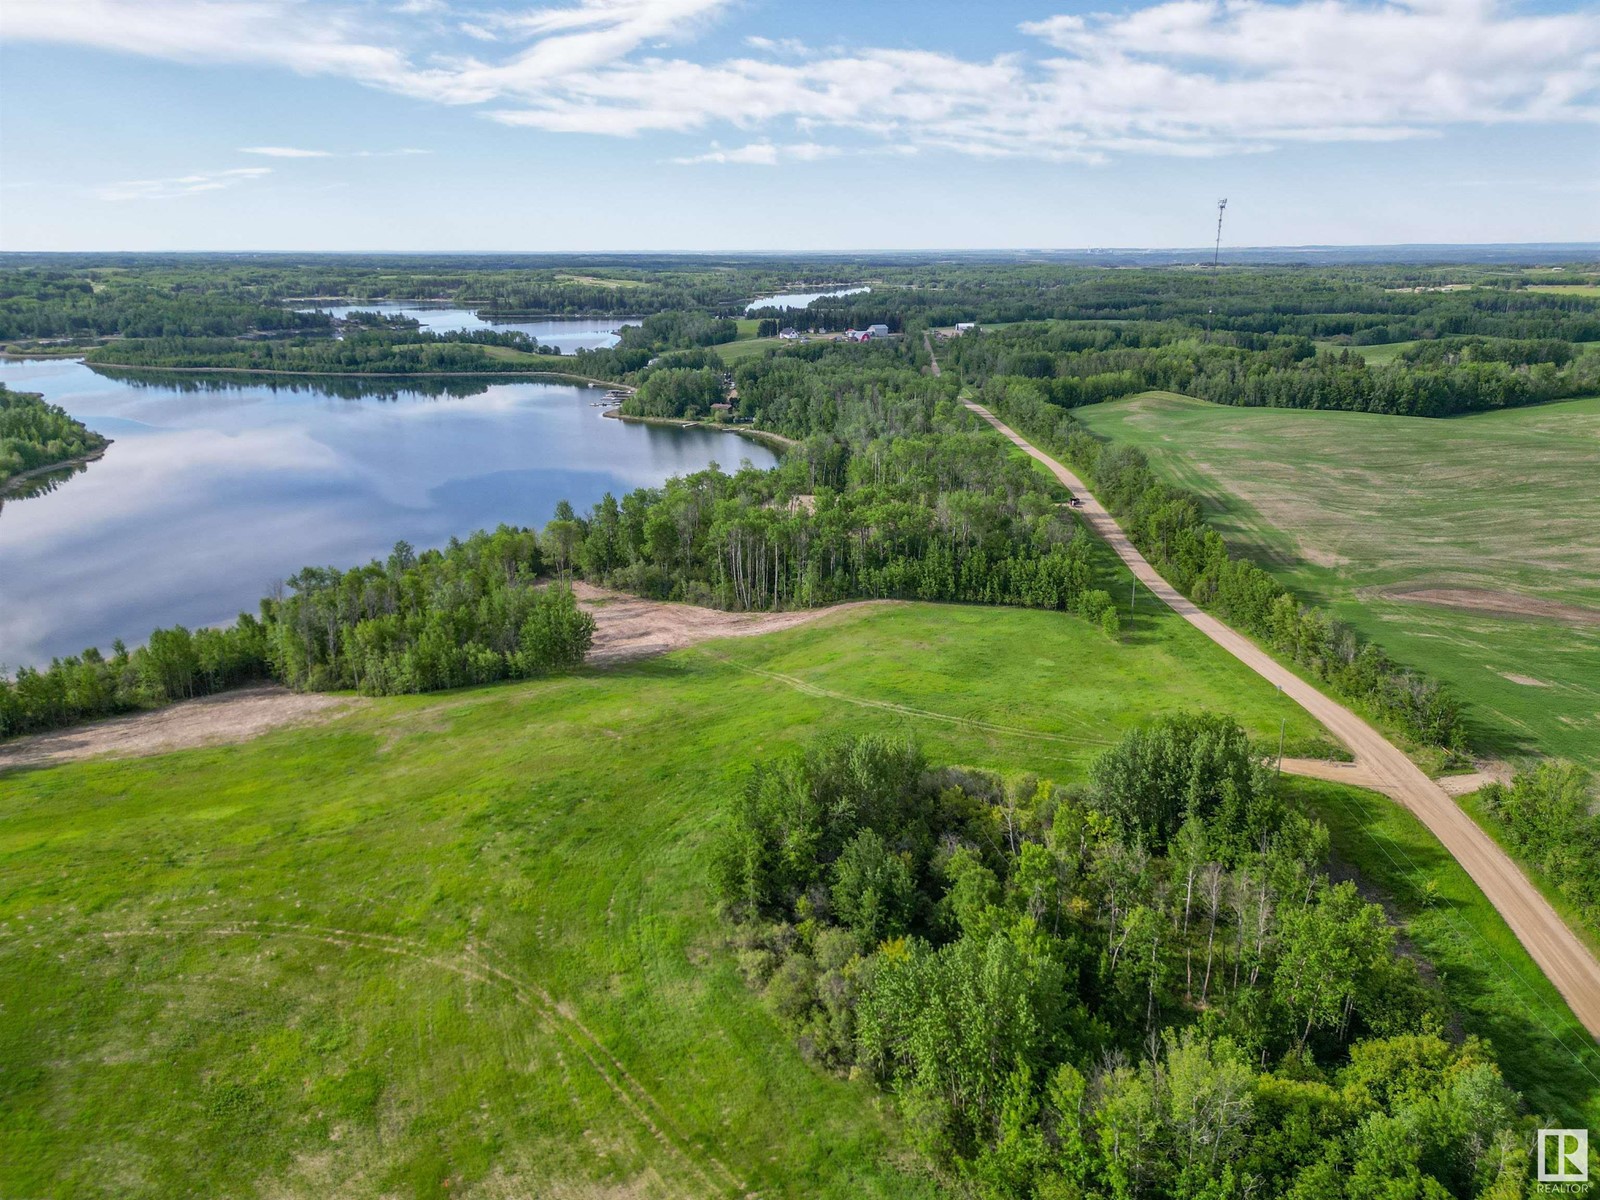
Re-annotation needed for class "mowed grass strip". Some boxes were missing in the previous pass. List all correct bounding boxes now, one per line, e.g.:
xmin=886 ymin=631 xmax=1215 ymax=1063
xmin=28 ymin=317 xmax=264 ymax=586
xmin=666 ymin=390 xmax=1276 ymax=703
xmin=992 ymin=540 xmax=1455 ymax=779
xmin=0 ymin=601 xmax=1320 ymax=1199
xmin=1073 ymin=391 xmax=1600 ymax=767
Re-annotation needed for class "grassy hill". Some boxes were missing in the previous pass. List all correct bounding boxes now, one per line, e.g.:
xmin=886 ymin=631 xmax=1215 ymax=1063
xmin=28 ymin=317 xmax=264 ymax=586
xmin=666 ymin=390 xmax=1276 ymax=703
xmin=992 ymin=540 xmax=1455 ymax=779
xmin=1072 ymin=391 xmax=1600 ymax=769
xmin=5 ymin=601 xmax=1597 ymax=1196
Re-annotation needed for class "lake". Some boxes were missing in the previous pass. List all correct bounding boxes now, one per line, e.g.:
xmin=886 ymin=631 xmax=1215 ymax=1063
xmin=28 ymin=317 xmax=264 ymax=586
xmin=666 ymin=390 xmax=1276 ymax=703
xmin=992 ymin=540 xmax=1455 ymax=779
xmin=297 ymin=303 xmax=633 ymax=352
xmin=745 ymin=286 xmax=869 ymax=312
xmin=0 ymin=359 xmax=776 ymax=669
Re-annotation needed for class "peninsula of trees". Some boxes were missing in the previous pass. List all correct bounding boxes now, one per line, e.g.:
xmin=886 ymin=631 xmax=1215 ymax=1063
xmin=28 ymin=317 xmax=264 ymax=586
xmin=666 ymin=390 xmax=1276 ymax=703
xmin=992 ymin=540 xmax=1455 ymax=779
xmin=0 ymin=383 xmax=110 ymax=491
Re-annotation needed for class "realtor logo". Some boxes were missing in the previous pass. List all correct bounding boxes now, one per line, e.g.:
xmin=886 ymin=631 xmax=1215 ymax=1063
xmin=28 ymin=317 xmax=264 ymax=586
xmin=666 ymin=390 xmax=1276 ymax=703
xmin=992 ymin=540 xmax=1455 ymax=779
xmin=1538 ymin=1129 xmax=1589 ymax=1184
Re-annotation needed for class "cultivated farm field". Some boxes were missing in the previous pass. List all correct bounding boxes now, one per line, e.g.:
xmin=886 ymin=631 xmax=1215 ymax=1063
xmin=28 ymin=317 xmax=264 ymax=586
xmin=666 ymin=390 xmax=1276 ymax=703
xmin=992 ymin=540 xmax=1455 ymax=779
xmin=1073 ymin=392 xmax=1600 ymax=767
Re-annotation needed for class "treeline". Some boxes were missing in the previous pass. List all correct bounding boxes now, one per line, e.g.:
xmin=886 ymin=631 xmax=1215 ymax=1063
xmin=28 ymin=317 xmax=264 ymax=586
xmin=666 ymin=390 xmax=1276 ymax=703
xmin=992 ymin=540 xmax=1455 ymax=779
xmin=0 ymin=272 xmax=330 ymax=341
xmin=0 ymin=384 xmax=110 ymax=487
xmin=570 ymin=347 xmax=1118 ymax=615
xmin=1182 ymin=348 xmax=1599 ymax=417
xmin=1479 ymin=763 xmax=1600 ymax=935
xmin=85 ymin=330 xmax=563 ymax=375
xmin=950 ymin=325 xmax=1600 ymax=417
xmin=715 ymin=726 xmax=1531 ymax=1198
xmin=0 ymin=530 xmax=593 ymax=739
xmin=801 ymin=265 xmax=1600 ymax=344
xmin=981 ymin=379 xmax=1465 ymax=749
xmin=623 ymin=367 xmax=727 ymax=417
xmin=83 ymin=310 xmax=745 ymax=381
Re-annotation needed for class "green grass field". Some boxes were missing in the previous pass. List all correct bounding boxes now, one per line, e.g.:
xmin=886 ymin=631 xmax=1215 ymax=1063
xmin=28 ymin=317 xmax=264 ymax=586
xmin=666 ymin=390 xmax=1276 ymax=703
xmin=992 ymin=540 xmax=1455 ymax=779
xmin=4 ymin=598 xmax=1597 ymax=1196
xmin=1073 ymin=392 xmax=1600 ymax=768
xmin=473 ymin=345 xmax=581 ymax=369
xmin=1 ymin=602 xmax=1326 ymax=1199
xmin=716 ymin=335 xmax=786 ymax=362
xmin=1523 ymin=284 xmax=1600 ymax=297
xmin=1310 ymin=338 xmax=1426 ymax=365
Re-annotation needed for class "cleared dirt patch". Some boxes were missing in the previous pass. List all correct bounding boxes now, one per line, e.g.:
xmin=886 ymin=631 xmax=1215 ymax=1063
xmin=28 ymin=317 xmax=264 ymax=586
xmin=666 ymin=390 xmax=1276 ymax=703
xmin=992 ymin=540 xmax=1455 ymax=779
xmin=1384 ymin=587 xmax=1600 ymax=627
xmin=575 ymin=581 xmax=885 ymax=665
xmin=1499 ymin=672 xmax=1550 ymax=687
xmin=1 ymin=590 xmax=884 ymax=771
xmin=0 ymin=685 xmax=361 ymax=772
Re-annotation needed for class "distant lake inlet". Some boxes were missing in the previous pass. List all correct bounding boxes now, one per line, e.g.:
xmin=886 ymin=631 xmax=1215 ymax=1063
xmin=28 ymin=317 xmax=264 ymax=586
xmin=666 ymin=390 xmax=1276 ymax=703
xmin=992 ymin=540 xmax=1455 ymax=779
xmin=295 ymin=303 xmax=633 ymax=352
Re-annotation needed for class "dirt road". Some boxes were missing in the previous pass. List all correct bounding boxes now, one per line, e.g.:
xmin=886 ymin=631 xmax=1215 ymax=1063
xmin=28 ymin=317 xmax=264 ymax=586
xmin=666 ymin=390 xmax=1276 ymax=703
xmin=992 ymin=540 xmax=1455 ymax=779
xmin=967 ymin=400 xmax=1600 ymax=1040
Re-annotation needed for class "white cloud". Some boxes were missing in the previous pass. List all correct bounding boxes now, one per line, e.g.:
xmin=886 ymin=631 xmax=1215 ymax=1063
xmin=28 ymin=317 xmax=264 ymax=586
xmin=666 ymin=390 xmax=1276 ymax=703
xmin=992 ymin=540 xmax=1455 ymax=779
xmin=673 ymin=141 xmax=779 ymax=165
xmin=240 ymin=145 xmax=431 ymax=157
xmin=97 ymin=166 xmax=272 ymax=202
xmin=7 ymin=0 xmax=1598 ymax=162
xmin=240 ymin=146 xmax=335 ymax=158
xmin=671 ymin=141 xmax=848 ymax=165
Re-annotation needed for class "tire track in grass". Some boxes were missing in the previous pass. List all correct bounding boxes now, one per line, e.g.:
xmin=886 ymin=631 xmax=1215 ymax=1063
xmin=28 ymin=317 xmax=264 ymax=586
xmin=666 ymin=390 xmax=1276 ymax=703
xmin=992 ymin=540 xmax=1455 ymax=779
xmin=702 ymin=650 xmax=1114 ymax=748
xmin=84 ymin=920 xmax=747 ymax=1198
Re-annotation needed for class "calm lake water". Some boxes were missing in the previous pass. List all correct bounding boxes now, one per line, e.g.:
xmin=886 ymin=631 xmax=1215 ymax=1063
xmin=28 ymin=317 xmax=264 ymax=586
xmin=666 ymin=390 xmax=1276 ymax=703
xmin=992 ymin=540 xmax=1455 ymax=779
xmin=745 ymin=286 xmax=869 ymax=312
xmin=0 ymin=359 xmax=776 ymax=669
xmin=298 ymin=302 xmax=633 ymax=352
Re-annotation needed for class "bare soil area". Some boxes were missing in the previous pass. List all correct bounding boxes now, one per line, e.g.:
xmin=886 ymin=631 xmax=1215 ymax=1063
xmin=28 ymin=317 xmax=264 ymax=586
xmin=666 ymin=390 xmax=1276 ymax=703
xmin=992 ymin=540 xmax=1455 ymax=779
xmin=0 ymin=589 xmax=882 ymax=771
xmin=576 ymin=581 xmax=882 ymax=665
xmin=0 ymin=685 xmax=361 ymax=772
xmin=1385 ymin=587 xmax=1600 ymax=627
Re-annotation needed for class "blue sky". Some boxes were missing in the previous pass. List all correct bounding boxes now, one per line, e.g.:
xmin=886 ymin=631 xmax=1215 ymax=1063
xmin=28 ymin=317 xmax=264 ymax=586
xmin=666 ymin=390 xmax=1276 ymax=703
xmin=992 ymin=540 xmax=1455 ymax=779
xmin=1 ymin=0 xmax=1597 ymax=250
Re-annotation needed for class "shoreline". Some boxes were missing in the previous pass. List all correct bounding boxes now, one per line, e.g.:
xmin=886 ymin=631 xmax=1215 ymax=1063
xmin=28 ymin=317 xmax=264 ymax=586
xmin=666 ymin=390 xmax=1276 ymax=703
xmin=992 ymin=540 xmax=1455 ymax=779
xmin=601 ymin=407 xmax=797 ymax=451
xmin=75 ymin=361 xmax=637 ymax=392
xmin=0 ymin=443 xmax=112 ymax=497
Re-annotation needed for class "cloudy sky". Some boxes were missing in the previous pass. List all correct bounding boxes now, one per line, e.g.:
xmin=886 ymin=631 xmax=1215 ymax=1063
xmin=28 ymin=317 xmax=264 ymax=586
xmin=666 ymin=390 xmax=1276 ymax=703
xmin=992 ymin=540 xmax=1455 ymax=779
xmin=1 ymin=0 xmax=1597 ymax=250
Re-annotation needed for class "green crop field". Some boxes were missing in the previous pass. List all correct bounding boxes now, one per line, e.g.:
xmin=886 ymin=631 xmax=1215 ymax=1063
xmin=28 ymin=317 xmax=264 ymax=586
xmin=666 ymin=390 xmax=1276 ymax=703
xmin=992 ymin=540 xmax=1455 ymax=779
xmin=1072 ymin=392 xmax=1600 ymax=767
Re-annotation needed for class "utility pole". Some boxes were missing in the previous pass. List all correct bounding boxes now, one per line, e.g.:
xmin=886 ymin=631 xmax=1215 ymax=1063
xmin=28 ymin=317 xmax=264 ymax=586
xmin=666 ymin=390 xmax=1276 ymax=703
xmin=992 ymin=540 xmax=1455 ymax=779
xmin=1130 ymin=578 xmax=1137 ymax=614
xmin=1204 ymin=198 xmax=1227 ymax=342
xmin=1277 ymin=716 xmax=1286 ymax=778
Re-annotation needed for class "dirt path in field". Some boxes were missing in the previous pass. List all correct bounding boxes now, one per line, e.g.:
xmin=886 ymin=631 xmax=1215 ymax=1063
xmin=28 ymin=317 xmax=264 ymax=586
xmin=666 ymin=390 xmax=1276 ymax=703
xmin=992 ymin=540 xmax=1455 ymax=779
xmin=966 ymin=400 xmax=1600 ymax=1041
xmin=88 ymin=919 xmax=743 ymax=1197
xmin=0 ymin=685 xmax=361 ymax=772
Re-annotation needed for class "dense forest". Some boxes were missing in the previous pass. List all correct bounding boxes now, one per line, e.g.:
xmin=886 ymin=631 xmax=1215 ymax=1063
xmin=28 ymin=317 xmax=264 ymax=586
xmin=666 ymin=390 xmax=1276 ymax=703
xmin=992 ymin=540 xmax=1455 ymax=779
xmin=946 ymin=326 xmax=1600 ymax=418
xmin=0 ymin=383 xmax=110 ymax=488
xmin=6 ymin=255 xmax=1597 ymax=351
xmin=0 ymin=530 xmax=594 ymax=738
xmin=714 ymin=727 xmax=1534 ymax=1199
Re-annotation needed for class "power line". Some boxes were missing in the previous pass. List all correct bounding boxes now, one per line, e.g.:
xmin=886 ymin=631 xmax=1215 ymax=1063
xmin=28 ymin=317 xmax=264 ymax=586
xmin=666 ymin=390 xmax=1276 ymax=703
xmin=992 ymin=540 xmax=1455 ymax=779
xmin=1205 ymin=198 xmax=1227 ymax=342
